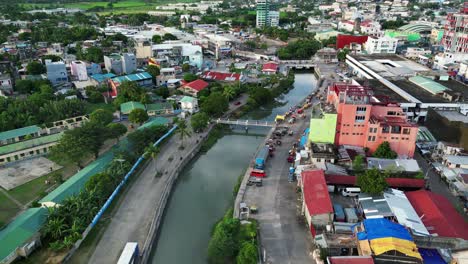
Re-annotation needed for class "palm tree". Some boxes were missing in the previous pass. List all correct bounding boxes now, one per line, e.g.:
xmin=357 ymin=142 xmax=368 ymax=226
xmin=223 ymin=86 xmax=235 ymax=100
xmin=176 ymin=120 xmax=191 ymax=149
xmin=43 ymin=218 xmax=68 ymax=241
xmin=144 ymin=145 xmax=160 ymax=160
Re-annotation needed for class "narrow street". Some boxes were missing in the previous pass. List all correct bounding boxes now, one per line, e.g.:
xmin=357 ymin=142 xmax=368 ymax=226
xmin=244 ymin=111 xmax=315 ymax=264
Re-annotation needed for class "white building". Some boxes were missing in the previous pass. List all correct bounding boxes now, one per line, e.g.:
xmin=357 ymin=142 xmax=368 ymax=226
xmin=204 ymin=34 xmax=232 ymax=59
xmin=457 ymin=61 xmax=468 ymax=82
xmin=405 ymin=47 xmax=431 ymax=60
xmin=364 ymin=36 xmax=398 ymax=54
xmin=152 ymin=43 xmax=203 ymax=68
xmin=104 ymin=53 xmax=136 ymax=75
xmin=338 ymin=20 xmax=381 ymax=36
xmin=180 ymin=96 xmax=198 ymax=113
xmin=45 ymin=60 xmax=68 ymax=86
xmin=122 ymin=53 xmax=137 ymax=74
xmin=433 ymin=52 xmax=468 ymax=70
xmin=70 ymin=61 xmax=88 ymax=81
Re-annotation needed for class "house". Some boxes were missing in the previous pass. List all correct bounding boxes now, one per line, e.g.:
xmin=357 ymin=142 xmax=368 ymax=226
xmin=336 ymin=34 xmax=368 ymax=50
xmin=90 ymin=73 xmax=116 ymax=86
xmin=327 ymin=256 xmax=374 ymax=264
xmin=354 ymin=218 xmax=422 ymax=263
xmin=152 ymin=43 xmax=203 ymax=69
xmin=325 ymin=174 xmax=425 ymax=190
xmin=120 ymin=101 xmax=145 ymax=115
xmin=70 ymin=60 xmax=88 ymax=81
xmin=104 ymin=53 xmax=136 ymax=75
xmin=179 ymin=79 xmax=209 ymax=97
xmin=45 ymin=60 xmax=68 ymax=86
xmin=327 ymin=82 xmax=419 ymax=158
xmin=0 ymin=125 xmax=41 ymax=146
xmin=262 ymin=62 xmax=279 ymax=75
xmin=180 ymin=96 xmax=198 ymax=113
xmin=442 ymin=155 xmax=468 ymax=169
xmin=366 ymin=158 xmax=420 ymax=173
xmin=406 ymin=190 xmax=468 ymax=239
xmin=301 ymin=170 xmax=333 ymax=236
xmin=200 ymin=71 xmax=243 ymax=82
xmin=109 ymin=72 xmax=153 ymax=98
xmin=146 ymin=102 xmax=174 ymax=116
xmin=310 ymin=143 xmax=336 ymax=169
xmin=0 ymin=73 xmax=13 ymax=96
xmin=364 ymin=36 xmax=398 ymax=54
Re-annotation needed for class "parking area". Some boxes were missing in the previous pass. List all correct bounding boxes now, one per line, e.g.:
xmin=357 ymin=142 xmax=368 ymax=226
xmin=0 ymin=157 xmax=62 ymax=190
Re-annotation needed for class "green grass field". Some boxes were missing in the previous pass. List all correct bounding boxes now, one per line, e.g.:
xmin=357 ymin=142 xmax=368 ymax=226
xmin=0 ymin=191 xmax=20 ymax=228
xmin=7 ymin=170 xmax=63 ymax=205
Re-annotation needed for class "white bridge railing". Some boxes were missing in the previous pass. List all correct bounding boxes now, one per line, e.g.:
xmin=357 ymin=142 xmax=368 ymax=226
xmin=215 ymin=118 xmax=275 ymax=127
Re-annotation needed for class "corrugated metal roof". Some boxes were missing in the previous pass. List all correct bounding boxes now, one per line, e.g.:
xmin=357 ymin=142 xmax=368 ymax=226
xmin=302 ymin=170 xmax=333 ymax=215
xmin=111 ymin=72 xmax=152 ymax=84
xmin=138 ymin=117 xmax=169 ymax=130
xmin=409 ymin=76 xmax=450 ymax=95
xmin=0 ymin=133 xmax=63 ymax=155
xmin=0 ymin=125 xmax=41 ymax=142
xmin=120 ymin=101 xmax=145 ymax=115
xmin=0 ymin=207 xmax=47 ymax=262
xmin=90 ymin=73 xmax=116 ymax=83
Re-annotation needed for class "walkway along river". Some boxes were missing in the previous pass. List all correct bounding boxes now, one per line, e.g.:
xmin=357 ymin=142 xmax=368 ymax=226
xmin=150 ymin=73 xmax=317 ymax=264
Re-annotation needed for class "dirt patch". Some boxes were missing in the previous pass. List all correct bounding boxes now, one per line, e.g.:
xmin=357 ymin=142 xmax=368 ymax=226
xmin=0 ymin=157 xmax=62 ymax=190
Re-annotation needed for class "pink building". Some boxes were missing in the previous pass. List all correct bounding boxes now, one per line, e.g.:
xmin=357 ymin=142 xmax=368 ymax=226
xmin=327 ymin=82 xmax=418 ymax=158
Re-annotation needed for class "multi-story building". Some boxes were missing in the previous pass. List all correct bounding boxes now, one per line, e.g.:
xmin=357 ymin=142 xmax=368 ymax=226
xmin=441 ymin=5 xmax=468 ymax=54
xmin=45 ymin=60 xmax=68 ymax=86
xmin=152 ymin=43 xmax=203 ymax=68
xmin=70 ymin=61 xmax=88 ymax=81
xmin=326 ymin=82 xmax=419 ymax=158
xmin=104 ymin=53 xmax=136 ymax=75
xmin=256 ymin=0 xmax=279 ymax=28
xmin=404 ymin=47 xmax=431 ymax=60
xmin=204 ymin=34 xmax=232 ymax=60
xmin=364 ymin=36 xmax=398 ymax=54
xmin=338 ymin=20 xmax=382 ymax=37
xmin=0 ymin=73 xmax=13 ymax=96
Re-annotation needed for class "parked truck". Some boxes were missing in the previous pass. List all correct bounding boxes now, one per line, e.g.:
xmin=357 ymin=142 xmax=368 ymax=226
xmin=255 ymin=146 xmax=270 ymax=169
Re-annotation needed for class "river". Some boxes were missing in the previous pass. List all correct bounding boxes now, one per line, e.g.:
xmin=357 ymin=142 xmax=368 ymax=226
xmin=150 ymin=73 xmax=317 ymax=264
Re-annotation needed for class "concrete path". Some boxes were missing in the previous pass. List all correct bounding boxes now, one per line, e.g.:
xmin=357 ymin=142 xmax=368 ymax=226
xmin=244 ymin=112 xmax=315 ymax=264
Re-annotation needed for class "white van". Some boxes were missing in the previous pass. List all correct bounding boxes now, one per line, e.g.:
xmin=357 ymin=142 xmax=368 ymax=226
xmin=341 ymin=187 xmax=361 ymax=197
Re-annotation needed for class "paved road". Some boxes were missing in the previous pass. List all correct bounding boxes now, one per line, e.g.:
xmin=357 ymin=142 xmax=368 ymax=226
xmin=244 ymin=112 xmax=315 ymax=264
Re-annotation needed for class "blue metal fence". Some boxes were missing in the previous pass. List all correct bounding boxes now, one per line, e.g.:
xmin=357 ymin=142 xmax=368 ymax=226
xmin=90 ymin=125 xmax=178 ymax=228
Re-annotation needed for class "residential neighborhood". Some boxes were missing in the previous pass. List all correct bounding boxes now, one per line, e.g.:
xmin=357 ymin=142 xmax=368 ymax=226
xmin=0 ymin=0 xmax=466 ymax=264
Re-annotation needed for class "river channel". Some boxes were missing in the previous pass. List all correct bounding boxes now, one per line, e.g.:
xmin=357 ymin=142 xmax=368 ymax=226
xmin=150 ymin=73 xmax=317 ymax=264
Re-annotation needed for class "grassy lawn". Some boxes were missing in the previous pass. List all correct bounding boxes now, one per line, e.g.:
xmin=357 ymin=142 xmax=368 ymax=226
xmin=85 ymin=102 xmax=117 ymax=114
xmin=0 ymin=190 xmax=21 ymax=228
xmin=7 ymin=169 xmax=64 ymax=205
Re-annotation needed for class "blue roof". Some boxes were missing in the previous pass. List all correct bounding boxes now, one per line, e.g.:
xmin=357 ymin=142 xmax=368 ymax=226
xmin=418 ymin=248 xmax=446 ymax=264
xmin=111 ymin=72 xmax=152 ymax=84
xmin=90 ymin=73 xmax=116 ymax=83
xmin=357 ymin=218 xmax=414 ymax=242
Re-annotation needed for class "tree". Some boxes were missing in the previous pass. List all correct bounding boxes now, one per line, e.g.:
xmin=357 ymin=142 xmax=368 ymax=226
xmin=352 ymin=155 xmax=365 ymax=173
xmin=89 ymin=109 xmax=113 ymax=126
xmin=201 ymin=92 xmax=229 ymax=117
xmin=147 ymin=65 xmax=160 ymax=81
xmin=183 ymin=73 xmax=198 ymax=82
xmin=152 ymin=34 xmax=162 ymax=44
xmin=182 ymin=63 xmax=190 ymax=72
xmin=26 ymin=61 xmax=45 ymax=75
xmin=155 ymin=87 xmax=170 ymax=99
xmin=50 ymin=127 xmax=93 ymax=168
xmin=163 ymin=33 xmax=178 ymax=41
xmin=373 ymin=141 xmax=398 ymax=159
xmin=129 ymin=108 xmax=149 ymax=125
xmin=223 ymin=86 xmax=236 ymax=100
xmin=107 ymin=123 xmax=127 ymax=142
xmin=337 ymin=48 xmax=350 ymax=61
xmin=176 ymin=119 xmax=191 ymax=148
xmin=144 ymin=144 xmax=160 ymax=159
xmin=207 ymin=217 xmax=240 ymax=264
xmin=113 ymin=81 xmax=149 ymax=106
xmin=357 ymin=168 xmax=388 ymax=195
xmin=191 ymin=112 xmax=209 ymax=132
xmin=237 ymin=242 xmax=258 ymax=264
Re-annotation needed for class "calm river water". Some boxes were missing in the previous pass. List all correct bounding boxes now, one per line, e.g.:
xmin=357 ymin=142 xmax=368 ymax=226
xmin=150 ymin=73 xmax=317 ymax=264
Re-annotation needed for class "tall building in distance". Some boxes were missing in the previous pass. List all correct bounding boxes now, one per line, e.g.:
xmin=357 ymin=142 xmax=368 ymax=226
xmin=441 ymin=3 xmax=468 ymax=53
xmin=256 ymin=0 xmax=279 ymax=28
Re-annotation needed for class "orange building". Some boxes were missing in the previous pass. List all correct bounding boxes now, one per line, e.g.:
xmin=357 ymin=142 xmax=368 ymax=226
xmin=327 ymin=82 xmax=418 ymax=158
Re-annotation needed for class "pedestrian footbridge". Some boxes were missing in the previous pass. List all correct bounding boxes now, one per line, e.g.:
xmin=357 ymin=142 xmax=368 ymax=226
xmin=215 ymin=118 xmax=276 ymax=127
xmin=280 ymin=60 xmax=316 ymax=69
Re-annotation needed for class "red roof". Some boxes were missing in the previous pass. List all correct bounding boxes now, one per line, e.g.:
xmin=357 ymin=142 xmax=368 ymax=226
xmin=262 ymin=62 xmax=279 ymax=72
xmin=182 ymin=79 xmax=209 ymax=92
xmin=406 ymin=190 xmax=468 ymax=239
xmin=328 ymin=256 xmax=374 ymax=264
xmin=201 ymin=71 xmax=241 ymax=82
xmin=336 ymin=34 xmax=368 ymax=49
xmin=325 ymin=174 xmax=425 ymax=189
xmin=302 ymin=170 xmax=333 ymax=215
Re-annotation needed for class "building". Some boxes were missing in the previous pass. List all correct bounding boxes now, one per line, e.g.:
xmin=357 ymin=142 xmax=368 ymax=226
xmin=315 ymin=30 xmax=340 ymax=41
xmin=204 ymin=34 xmax=232 ymax=60
xmin=70 ymin=61 xmax=88 ymax=81
xmin=442 ymin=155 xmax=468 ymax=169
xmin=406 ymin=190 xmax=468 ymax=239
xmin=426 ymin=108 xmax=468 ymax=150
xmin=441 ymin=7 xmax=468 ymax=54
xmin=152 ymin=43 xmax=203 ymax=68
xmin=327 ymin=82 xmax=418 ymax=158
xmin=135 ymin=40 xmax=152 ymax=59
xmin=261 ymin=62 xmax=278 ymax=75
xmin=200 ymin=71 xmax=243 ymax=82
xmin=364 ymin=36 xmax=398 ymax=54
xmin=90 ymin=73 xmax=116 ymax=86
xmin=366 ymin=157 xmax=420 ymax=173
xmin=315 ymin=48 xmax=338 ymax=63
xmin=104 ymin=53 xmax=136 ymax=75
xmin=433 ymin=52 xmax=468 ymax=70
xmin=146 ymin=102 xmax=174 ymax=116
xmin=0 ymin=73 xmax=13 ymax=96
xmin=327 ymin=256 xmax=374 ymax=264
xmin=179 ymin=79 xmax=209 ymax=97
xmin=179 ymin=96 xmax=198 ymax=113
xmin=120 ymin=101 xmax=146 ymax=115
xmin=109 ymin=72 xmax=153 ymax=97
xmin=45 ymin=60 xmax=68 ymax=86
xmin=301 ymin=170 xmax=333 ymax=236
xmin=336 ymin=34 xmax=368 ymax=50
xmin=338 ymin=20 xmax=382 ymax=37
xmin=256 ymin=0 xmax=279 ymax=28
xmin=404 ymin=48 xmax=431 ymax=60
xmin=457 ymin=60 xmax=468 ymax=83
xmin=309 ymin=104 xmax=337 ymax=144
xmin=86 ymin=62 xmax=101 ymax=76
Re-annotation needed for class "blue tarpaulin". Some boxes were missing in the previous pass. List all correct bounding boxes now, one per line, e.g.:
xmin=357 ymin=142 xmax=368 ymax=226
xmin=418 ymin=248 xmax=446 ymax=264
xmin=300 ymin=128 xmax=310 ymax=147
xmin=359 ymin=218 xmax=414 ymax=242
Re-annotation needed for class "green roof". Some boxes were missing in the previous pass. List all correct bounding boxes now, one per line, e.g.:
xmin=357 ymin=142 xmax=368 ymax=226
xmin=39 ymin=150 xmax=114 ymax=205
xmin=385 ymin=30 xmax=421 ymax=42
xmin=409 ymin=76 xmax=450 ymax=95
xmin=138 ymin=117 xmax=169 ymax=130
xmin=120 ymin=101 xmax=146 ymax=115
xmin=309 ymin=113 xmax=337 ymax=144
xmin=0 ymin=133 xmax=63 ymax=155
xmin=0 ymin=207 xmax=47 ymax=262
xmin=180 ymin=96 xmax=196 ymax=103
xmin=0 ymin=126 xmax=41 ymax=142
xmin=146 ymin=102 xmax=173 ymax=111
xmin=111 ymin=72 xmax=152 ymax=84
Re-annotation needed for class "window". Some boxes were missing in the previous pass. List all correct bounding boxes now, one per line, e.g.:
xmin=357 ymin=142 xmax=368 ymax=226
xmin=387 ymin=111 xmax=396 ymax=116
xmin=382 ymin=126 xmax=390 ymax=133
xmin=357 ymin=106 xmax=367 ymax=112
xmin=316 ymin=158 xmax=321 ymax=162
xmin=355 ymin=116 xmax=366 ymax=122
xmin=402 ymin=128 xmax=411 ymax=135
